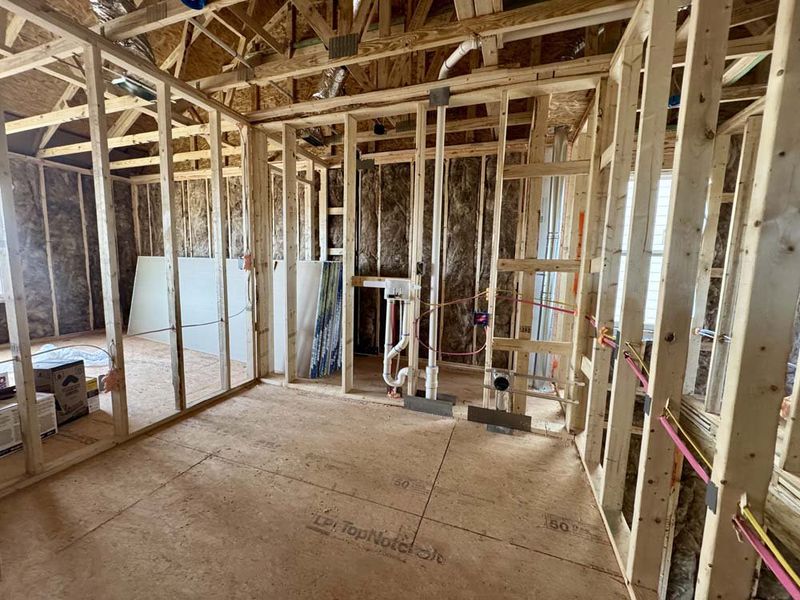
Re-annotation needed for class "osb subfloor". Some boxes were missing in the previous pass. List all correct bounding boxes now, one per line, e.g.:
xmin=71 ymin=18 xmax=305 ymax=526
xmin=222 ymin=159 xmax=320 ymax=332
xmin=299 ymin=354 xmax=567 ymax=434
xmin=0 ymin=333 xmax=248 ymax=485
xmin=0 ymin=383 xmax=628 ymax=599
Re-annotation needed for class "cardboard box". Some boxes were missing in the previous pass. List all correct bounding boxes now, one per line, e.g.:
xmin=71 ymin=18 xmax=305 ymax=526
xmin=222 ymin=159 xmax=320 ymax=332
xmin=86 ymin=376 xmax=100 ymax=413
xmin=0 ymin=392 xmax=57 ymax=457
xmin=33 ymin=359 xmax=87 ymax=426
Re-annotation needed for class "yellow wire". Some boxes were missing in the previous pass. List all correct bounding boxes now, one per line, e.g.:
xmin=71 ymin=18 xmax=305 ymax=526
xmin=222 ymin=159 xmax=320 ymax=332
xmin=741 ymin=505 xmax=800 ymax=589
xmin=624 ymin=341 xmax=650 ymax=377
xmin=664 ymin=406 xmax=712 ymax=470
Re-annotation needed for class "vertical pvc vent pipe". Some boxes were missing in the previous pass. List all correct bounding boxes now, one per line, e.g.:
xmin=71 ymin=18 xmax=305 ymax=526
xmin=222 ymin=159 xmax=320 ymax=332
xmin=425 ymin=36 xmax=481 ymax=401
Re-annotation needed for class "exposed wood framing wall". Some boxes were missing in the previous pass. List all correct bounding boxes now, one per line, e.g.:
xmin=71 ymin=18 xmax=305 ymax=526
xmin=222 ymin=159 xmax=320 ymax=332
xmin=0 ymin=0 xmax=261 ymax=498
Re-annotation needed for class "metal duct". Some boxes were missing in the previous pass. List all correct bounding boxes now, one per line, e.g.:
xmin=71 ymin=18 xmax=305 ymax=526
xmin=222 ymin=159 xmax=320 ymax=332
xmin=312 ymin=66 xmax=348 ymax=100
xmin=89 ymin=0 xmax=156 ymax=64
xmin=311 ymin=0 xmax=361 ymax=100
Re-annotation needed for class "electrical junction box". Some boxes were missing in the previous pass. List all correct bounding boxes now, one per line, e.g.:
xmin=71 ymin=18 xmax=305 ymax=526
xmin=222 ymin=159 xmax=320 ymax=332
xmin=384 ymin=279 xmax=413 ymax=301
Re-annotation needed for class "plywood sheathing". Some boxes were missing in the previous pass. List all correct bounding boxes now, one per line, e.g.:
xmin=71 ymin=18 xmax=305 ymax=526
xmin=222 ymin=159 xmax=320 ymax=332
xmin=0 ymin=383 xmax=628 ymax=599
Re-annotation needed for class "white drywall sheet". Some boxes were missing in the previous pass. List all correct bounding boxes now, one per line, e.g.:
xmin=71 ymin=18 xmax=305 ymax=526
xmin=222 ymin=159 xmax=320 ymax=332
xmin=127 ymin=257 xmax=321 ymax=376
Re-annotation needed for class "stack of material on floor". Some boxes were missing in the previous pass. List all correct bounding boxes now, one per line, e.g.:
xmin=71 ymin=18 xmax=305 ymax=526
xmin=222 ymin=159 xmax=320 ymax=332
xmin=310 ymin=261 xmax=343 ymax=378
xmin=33 ymin=359 xmax=88 ymax=425
xmin=0 ymin=392 xmax=57 ymax=457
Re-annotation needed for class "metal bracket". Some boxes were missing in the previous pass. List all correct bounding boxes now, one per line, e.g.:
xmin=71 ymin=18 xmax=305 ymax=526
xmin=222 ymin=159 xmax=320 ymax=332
xmin=329 ymin=33 xmax=359 ymax=59
xmin=467 ymin=405 xmax=532 ymax=432
xmin=643 ymin=395 xmax=652 ymax=416
xmin=706 ymin=480 xmax=719 ymax=514
xmin=429 ymin=87 xmax=451 ymax=107
xmin=404 ymin=395 xmax=454 ymax=417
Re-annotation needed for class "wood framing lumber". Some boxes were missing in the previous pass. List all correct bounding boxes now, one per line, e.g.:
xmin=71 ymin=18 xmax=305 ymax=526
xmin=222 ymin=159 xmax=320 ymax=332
xmin=565 ymin=78 xmax=607 ymax=434
xmin=627 ymin=0 xmax=733 ymax=591
xmin=581 ymin=355 xmax=593 ymax=380
xmin=705 ymin=116 xmax=763 ymax=414
xmin=683 ymin=135 xmax=731 ymax=395
xmin=406 ymin=103 xmax=426 ymax=397
xmin=353 ymin=139 xmax=529 ymax=164
xmin=282 ymin=123 xmax=298 ymax=384
xmin=722 ymin=24 xmax=775 ymax=86
xmin=156 ymin=82 xmax=187 ymax=411
xmin=0 ymin=0 xmax=247 ymax=80
xmin=481 ymin=90 xmax=510 ymax=408
xmin=196 ymin=0 xmax=635 ymax=93
xmin=247 ymin=129 xmax=274 ymax=378
xmin=503 ymin=159 xmax=590 ymax=179
xmin=250 ymin=67 xmax=605 ymax=130
xmin=553 ymin=131 xmax=587 ymax=388
xmin=38 ymin=121 xmax=239 ymax=158
xmin=84 ymin=44 xmax=128 ymax=439
xmin=0 ymin=0 xmax=247 ymax=126
xmin=209 ymin=110 xmax=231 ymax=391
xmin=318 ymin=166 xmax=329 ymax=260
xmin=228 ymin=4 xmax=286 ymax=54
xmin=130 ymin=166 xmax=244 ymax=183
xmin=581 ymin=41 xmax=642 ymax=471
xmin=0 ymin=37 xmax=77 ymax=80
xmin=109 ymin=146 xmax=240 ymax=170
xmin=0 ymin=96 xmax=43 ymax=474
xmin=492 ymin=337 xmax=572 ymax=355
xmin=718 ymin=96 xmax=767 ymax=135
xmin=102 ymin=0 xmax=247 ymax=39
xmin=342 ymin=115 xmax=357 ymax=393
xmin=600 ymin=0 xmax=679 ymax=517
xmin=695 ymin=1 xmax=800 ymax=594
xmin=510 ymin=95 xmax=548 ymax=415
xmin=328 ymin=111 xmax=534 ymax=145
xmin=288 ymin=0 xmax=372 ymax=89
xmin=497 ymin=258 xmax=581 ymax=273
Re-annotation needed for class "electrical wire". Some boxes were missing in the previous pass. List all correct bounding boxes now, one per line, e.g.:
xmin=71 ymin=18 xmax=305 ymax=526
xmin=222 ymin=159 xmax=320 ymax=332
xmin=413 ymin=290 xmax=488 ymax=356
xmin=663 ymin=404 xmax=712 ymax=470
xmin=624 ymin=341 xmax=650 ymax=377
xmin=496 ymin=295 xmax=577 ymax=315
xmin=740 ymin=505 xmax=800 ymax=590
xmin=127 ymin=305 xmax=249 ymax=338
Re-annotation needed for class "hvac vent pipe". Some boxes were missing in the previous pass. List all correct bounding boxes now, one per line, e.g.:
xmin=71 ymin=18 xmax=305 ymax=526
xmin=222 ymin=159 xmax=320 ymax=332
xmin=425 ymin=36 xmax=481 ymax=400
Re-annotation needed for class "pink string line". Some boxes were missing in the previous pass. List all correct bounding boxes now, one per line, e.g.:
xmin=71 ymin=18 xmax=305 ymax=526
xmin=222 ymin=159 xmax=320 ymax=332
xmin=733 ymin=515 xmax=800 ymax=600
xmin=623 ymin=352 xmax=649 ymax=389
xmin=658 ymin=416 xmax=710 ymax=484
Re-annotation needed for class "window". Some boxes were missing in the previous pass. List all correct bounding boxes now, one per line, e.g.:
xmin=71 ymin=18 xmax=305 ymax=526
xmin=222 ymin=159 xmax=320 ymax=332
xmin=613 ymin=172 xmax=673 ymax=336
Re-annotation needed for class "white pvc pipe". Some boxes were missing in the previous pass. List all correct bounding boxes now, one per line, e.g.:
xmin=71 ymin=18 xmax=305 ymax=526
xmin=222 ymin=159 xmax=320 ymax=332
xmin=425 ymin=36 xmax=481 ymax=401
xmin=438 ymin=36 xmax=481 ymax=80
xmin=425 ymin=104 xmax=447 ymax=399
xmin=383 ymin=299 xmax=412 ymax=387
